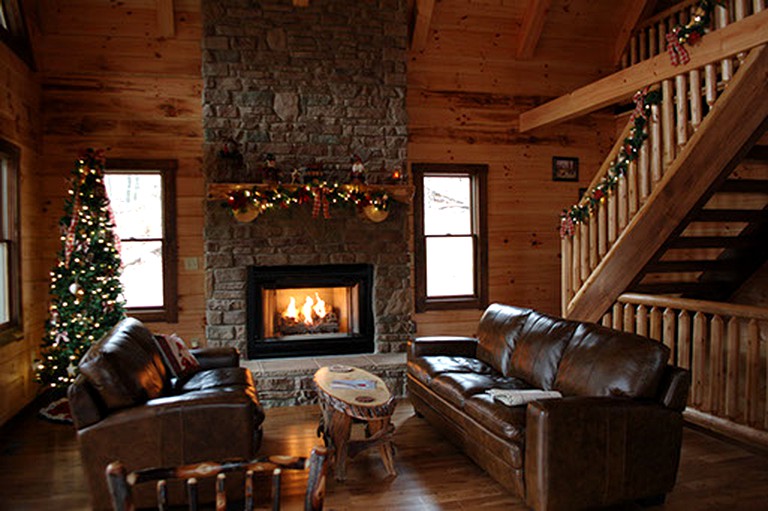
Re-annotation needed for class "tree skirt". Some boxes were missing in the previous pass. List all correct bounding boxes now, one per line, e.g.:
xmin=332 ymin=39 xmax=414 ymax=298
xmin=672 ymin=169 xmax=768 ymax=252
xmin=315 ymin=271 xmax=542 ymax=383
xmin=38 ymin=397 xmax=73 ymax=424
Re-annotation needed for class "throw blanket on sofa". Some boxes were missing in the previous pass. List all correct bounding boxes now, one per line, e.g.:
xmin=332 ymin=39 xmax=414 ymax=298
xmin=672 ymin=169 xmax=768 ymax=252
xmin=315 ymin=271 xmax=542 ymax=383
xmin=488 ymin=389 xmax=562 ymax=407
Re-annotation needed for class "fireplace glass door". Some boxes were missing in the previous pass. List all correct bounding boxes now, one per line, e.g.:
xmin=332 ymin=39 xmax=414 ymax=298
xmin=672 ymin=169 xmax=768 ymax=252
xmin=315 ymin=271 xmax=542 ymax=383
xmin=247 ymin=264 xmax=373 ymax=359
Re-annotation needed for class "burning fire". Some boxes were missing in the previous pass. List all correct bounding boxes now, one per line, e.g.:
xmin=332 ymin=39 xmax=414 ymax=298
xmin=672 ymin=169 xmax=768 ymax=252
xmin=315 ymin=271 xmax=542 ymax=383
xmin=282 ymin=292 xmax=329 ymax=326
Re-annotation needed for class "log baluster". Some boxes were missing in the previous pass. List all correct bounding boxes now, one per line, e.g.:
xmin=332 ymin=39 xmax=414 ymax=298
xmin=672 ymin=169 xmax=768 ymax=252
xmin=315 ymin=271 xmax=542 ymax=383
xmin=623 ymin=303 xmax=636 ymax=334
xmin=588 ymin=214 xmax=597 ymax=271
xmin=628 ymin=159 xmax=639 ymax=216
xmin=725 ymin=317 xmax=740 ymax=420
xmin=661 ymin=80 xmax=675 ymax=169
xmin=597 ymin=201 xmax=607 ymax=258
xmin=602 ymin=313 xmax=612 ymax=327
xmin=689 ymin=68 xmax=703 ymax=132
xmin=745 ymin=319 xmax=760 ymax=426
xmin=675 ymin=74 xmax=689 ymax=152
xmin=617 ymin=175 xmax=628 ymax=231
xmin=662 ymin=307 xmax=677 ymax=362
xmin=692 ymin=311 xmax=708 ymax=409
xmin=716 ymin=5 xmax=734 ymax=83
xmin=708 ymin=315 xmax=724 ymax=415
xmin=579 ymin=221 xmax=589 ymax=283
xmin=636 ymin=304 xmax=649 ymax=337
xmin=612 ymin=303 xmax=622 ymax=330
xmin=561 ymin=236 xmax=572 ymax=315
xmin=650 ymin=102 xmax=662 ymax=184
xmin=572 ymin=226 xmax=582 ymax=291
xmin=678 ymin=309 xmax=692 ymax=370
xmin=650 ymin=306 xmax=662 ymax=341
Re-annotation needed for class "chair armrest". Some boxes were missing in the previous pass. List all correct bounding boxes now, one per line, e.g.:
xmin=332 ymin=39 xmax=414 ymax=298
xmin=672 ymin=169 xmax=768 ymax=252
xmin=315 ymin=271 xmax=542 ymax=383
xmin=658 ymin=365 xmax=691 ymax=412
xmin=407 ymin=336 xmax=479 ymax=359
xmin=191 ymin=347 xmax=240 ymax=369
xmin=525 ymin=397 xmax=683 ymax=511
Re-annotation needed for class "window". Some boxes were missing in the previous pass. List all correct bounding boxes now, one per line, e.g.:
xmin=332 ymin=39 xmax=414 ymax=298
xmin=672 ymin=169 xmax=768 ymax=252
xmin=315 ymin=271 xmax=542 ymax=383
xmin=105 ymin=159 xmax=178 ymax=323
xmin=0 ymin=138 xmax=21 ymax=343
xmin=0 ymin=0 xmax=35 ymax=69
xmin=413 ymin=163 xmax=488 ymax=312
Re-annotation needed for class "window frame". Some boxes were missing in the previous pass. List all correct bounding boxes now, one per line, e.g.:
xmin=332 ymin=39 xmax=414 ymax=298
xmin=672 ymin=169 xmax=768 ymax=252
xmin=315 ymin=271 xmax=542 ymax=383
xmin=106 ymin=159 xmax=178 ymax=323
xmin=0 ymin=138 xmax=22 ymax=345
xmin=0 ymin=0 xmax=35 ymax=70
xmin=413 ymin=163 xmax=488 ymax=313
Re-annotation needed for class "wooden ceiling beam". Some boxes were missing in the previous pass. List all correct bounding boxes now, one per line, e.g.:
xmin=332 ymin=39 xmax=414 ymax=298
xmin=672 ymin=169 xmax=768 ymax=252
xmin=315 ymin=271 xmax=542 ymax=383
xmin=519 ymin=8 xmax=768 ymax=133
xmin=516 ymin=0 xmax=551 ymax=60
xmin=411 ymin=0 xmax=436 ymax=53
xmin=612 ymin=0 xmax=653 ymax=65
xmin=157 ymin=0 xmax=175 ymax=38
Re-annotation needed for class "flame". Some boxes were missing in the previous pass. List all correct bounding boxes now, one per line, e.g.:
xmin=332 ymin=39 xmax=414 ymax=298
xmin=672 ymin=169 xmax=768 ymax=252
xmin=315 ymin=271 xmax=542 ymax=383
xmin=301 ymin=296 xmax=314 ymax=325
xmin=313 ymin=292 xmax=327 ymax=319
xmin=282 ymin=292 xmax=331 ymax=326
xmin=283 ymin=297 xmax=299 ymax=320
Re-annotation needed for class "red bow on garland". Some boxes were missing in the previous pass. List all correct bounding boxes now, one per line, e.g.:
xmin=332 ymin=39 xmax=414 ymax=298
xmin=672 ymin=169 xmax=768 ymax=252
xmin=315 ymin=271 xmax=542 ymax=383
xmin=666 ymin=29 xmax=691 ymax=66
xmin=312 ymin=186 xmax=330 ymax=219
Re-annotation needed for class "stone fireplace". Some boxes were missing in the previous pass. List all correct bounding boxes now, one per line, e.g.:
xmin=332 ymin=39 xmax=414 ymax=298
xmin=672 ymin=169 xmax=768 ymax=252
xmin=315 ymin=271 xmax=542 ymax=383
xmin=201 ymin=0 xmax=413 ymax=360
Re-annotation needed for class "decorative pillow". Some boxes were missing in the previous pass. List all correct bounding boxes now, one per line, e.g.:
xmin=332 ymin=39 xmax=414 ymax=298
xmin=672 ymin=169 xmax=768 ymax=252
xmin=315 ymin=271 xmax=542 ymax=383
xmin=154 ymin=333 xmax=200 ymax=379
xmin=488 ymin=388 xmax=562 ymax=407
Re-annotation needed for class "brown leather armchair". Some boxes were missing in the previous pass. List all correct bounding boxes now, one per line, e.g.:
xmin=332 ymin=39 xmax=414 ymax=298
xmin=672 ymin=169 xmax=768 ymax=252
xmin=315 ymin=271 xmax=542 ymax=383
xmin=68 ymin=318 xmax=265 ymax=510
xmin=408 ymin=303 xmax=690 ymax=511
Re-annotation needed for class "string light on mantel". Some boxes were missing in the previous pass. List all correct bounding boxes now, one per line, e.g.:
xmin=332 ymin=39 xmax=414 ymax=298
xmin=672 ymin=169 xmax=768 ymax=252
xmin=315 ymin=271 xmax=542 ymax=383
xmin=225 ymin=182 xmax=393 ymax=222
xmin=559 ymin=87 xmax=662 ymax=238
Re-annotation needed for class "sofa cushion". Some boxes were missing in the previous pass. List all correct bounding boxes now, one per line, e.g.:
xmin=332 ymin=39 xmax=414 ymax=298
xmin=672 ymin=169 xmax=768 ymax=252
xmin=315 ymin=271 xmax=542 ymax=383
xmin=554 ymin=323 xmax=670 ymax=399
xmin=464 ymin=392 xmax=527 ymax=444
xmin=430 ymin=372 xmax=533 ymax=409
xmin=509 ymin=311 xmax=578 ymax=390
xmin=407 ymin=355 xmax=495 ymax=386
xmin=79 ymin=318 xmax=169 ymax=410
xmin=475 ymin=304 xmax=532 ymax=376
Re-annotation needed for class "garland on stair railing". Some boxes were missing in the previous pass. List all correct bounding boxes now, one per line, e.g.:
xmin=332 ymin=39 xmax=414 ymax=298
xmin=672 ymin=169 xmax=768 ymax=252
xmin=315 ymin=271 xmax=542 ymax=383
xmin=666 ymin=0 xmax=726 ymax=66
xmin=559 ymin=87 xmax=662 ymax=238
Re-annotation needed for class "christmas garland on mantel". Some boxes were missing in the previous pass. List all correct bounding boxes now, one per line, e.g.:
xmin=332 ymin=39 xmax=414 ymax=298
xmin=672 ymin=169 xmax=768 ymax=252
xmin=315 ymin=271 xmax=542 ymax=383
xmin=559 ymin=87 xmax=662 ymax=238
xmin=225 ymin=182 xmax=394 ymax=222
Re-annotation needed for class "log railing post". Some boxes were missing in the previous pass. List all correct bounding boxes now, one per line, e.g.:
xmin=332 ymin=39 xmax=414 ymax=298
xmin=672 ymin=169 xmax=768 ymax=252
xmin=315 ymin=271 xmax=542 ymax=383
xmin=725 ymin=317 xmax=740 ymax=420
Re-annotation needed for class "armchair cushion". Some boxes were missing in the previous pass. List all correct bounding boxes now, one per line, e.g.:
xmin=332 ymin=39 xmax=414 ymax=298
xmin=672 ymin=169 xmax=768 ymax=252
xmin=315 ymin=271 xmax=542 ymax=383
xmin=79 ymin=318 xmax=168 ymax=410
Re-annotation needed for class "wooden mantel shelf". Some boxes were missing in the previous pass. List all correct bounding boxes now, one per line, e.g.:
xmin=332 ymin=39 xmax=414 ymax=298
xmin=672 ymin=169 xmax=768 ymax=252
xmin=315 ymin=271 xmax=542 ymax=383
xmin=207 ymin=182 xmax=415 ymax=204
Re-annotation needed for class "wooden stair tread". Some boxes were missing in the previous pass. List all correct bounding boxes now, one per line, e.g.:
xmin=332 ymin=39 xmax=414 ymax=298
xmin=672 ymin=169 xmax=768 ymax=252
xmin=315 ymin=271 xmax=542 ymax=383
xmin=695 ymin=209 xmax=768 ymax=222
xmin=644 ymin=259 xmax=743 ymax=273
xmin=630 ymin=282 xmax=731 ymax=297
xmin=718 ymin=180 xmax=768 ymax=193
xmin=670 ymin=236 xmax=762 ymax=249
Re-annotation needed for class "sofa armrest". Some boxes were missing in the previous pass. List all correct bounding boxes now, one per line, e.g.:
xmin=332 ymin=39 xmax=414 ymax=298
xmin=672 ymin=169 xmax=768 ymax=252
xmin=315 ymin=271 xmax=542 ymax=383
xmin=407 ymin=336 xmax=478 ymax=359
xmin=658 ymin=365 xmax=691 ymax=412
xmin=525 ymin=397 xmax=684 ymax=511
xmin=191 ymin=347 xmax=240 ymax=369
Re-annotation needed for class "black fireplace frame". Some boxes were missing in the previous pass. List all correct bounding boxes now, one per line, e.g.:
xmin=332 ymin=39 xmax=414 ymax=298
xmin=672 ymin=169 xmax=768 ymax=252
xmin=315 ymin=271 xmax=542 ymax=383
xmin=247 ymin=264 xmax=374 ymax=359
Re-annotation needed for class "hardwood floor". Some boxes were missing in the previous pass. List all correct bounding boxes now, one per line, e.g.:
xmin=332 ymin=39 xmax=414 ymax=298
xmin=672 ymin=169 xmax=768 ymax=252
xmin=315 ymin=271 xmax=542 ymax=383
xmin=1 ymin=400 xmax=767 ymax=510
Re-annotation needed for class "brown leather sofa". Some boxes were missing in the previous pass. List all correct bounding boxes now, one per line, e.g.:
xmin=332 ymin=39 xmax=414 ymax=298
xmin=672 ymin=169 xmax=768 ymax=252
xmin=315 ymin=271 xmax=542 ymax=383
xmin=68 ymin=317 xmax=265 ymax=510
xmin=407 ymin=303 xmax=690 ymax=511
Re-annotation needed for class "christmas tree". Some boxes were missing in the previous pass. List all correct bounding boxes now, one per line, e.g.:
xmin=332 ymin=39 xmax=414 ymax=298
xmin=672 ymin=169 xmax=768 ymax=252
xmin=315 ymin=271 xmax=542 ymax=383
xmin=36 ymin=149 xmax=126 ymax=390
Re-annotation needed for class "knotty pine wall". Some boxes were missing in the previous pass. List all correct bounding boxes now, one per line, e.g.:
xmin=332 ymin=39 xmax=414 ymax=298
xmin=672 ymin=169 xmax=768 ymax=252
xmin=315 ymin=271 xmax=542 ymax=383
xmin=35 ymin=0 xmax=206 ymax=355
xmin=409 ymin=2 xmax=616 ymax=336
xmin=0 ymin=36 xmax=42 ymax=424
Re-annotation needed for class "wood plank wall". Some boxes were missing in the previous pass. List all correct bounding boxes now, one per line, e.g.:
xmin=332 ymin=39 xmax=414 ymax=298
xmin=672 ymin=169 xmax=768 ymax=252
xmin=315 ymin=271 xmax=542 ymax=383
xmin=0 ymin=31 xmax=42 ymax=424
xmin=34 ymin=0 xmax=206 ymax=352
xmin=408 ymin=0 xmax=616 ymax=336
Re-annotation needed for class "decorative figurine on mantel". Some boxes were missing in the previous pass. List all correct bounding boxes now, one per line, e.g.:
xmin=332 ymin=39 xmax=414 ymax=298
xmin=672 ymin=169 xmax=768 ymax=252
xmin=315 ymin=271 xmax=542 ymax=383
xmin=290 ymin=167 xmax=302 ymax=184
xmin=350 ymin=155 xmax=366 ymax=184
xmin=264 ymin=153 xmax=280 ymax=183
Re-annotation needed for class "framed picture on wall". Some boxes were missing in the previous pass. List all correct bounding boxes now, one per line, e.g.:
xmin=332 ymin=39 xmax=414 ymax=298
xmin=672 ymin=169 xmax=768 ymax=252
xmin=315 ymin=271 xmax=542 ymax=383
xmin=552 ymin=157 xmax=579 ymax=181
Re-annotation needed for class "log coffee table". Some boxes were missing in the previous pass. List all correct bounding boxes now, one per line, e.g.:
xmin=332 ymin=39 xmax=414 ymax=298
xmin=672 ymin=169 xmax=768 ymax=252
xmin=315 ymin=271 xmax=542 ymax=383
xmin=313 ymin=365 xmax=397 ymax=481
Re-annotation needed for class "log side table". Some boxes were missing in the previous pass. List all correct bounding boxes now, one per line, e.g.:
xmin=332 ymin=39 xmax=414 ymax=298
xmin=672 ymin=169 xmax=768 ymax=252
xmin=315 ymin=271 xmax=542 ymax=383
xmin=313 ymin=365 xmax=397 ymax=481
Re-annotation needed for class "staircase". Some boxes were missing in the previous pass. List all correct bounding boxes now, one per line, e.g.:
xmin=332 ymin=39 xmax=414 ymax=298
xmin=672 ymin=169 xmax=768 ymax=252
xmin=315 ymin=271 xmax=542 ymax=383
xmin=561 ymin=43 xmax=768 ymax=322
xmin=631 ymin=146 xmax=768 ymax=300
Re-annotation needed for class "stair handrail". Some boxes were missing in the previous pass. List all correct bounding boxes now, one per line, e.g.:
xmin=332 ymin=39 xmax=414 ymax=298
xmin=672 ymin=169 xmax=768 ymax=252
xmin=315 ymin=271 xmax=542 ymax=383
xmin=621 ymin=0 xmax=764 ymax=68
xmin=609 ymin=292 xmax=768 ymax=448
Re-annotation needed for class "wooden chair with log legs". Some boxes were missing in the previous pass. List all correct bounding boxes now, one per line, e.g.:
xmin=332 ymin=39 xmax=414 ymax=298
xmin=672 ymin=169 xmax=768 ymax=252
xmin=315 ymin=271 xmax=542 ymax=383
xmin=105 ymin=446 xmax=328 ymax=511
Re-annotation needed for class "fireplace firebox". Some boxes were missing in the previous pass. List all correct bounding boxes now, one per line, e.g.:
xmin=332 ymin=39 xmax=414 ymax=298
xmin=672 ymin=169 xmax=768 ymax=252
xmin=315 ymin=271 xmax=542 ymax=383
xmin=247 ymin=264 xmax=374 ymax=359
